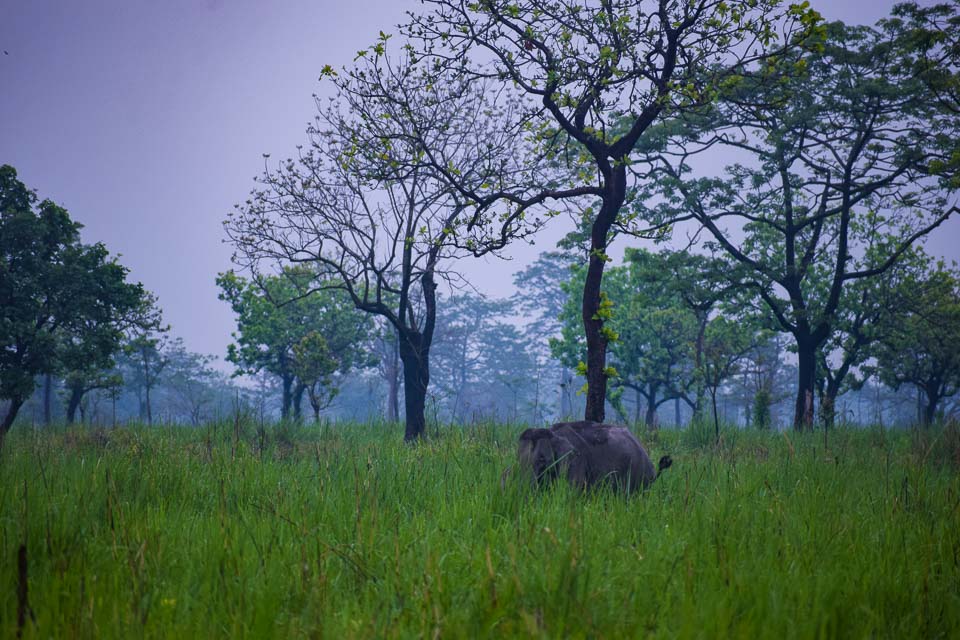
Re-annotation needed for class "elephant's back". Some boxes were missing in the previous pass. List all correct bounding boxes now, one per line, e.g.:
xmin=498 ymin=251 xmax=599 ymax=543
xmin=606 ymin=427 xmax=657 ymax=487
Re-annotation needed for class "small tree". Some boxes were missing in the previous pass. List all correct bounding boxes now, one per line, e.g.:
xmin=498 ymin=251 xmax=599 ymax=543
xmin=626 ymin=247 xmax=740 ymax=418
xmin=701 ymin=317 xmax=758 ymax=439
xmin=163 ymin=339 xmax=221 ymax=426
xmin=815 ymin=249 xmax=927 ymax=428
xmin=217 ymin=270 xmax=369 ymax=422
xmin=291 ymin=332 xmax=339 ymax=423
xmin=57 ymin=244 xmax=147 ymax=423
xmin=872 ymin=263 xmax=960 ymax=425
xmin=121 ymin=292 xmax=169 ymax=425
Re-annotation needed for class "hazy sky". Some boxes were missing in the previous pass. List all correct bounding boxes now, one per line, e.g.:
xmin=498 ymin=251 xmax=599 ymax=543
xmin=2 ymin=0 xmax=956 ymax=364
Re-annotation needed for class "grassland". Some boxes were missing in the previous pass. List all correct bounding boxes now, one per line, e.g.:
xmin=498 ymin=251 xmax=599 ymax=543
xmin=1 ymin=420 xmax=958 ymax=638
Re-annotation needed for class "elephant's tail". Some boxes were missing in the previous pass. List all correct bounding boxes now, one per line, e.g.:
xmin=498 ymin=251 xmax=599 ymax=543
xmin=657 ymin=455 xmax=673 ymax=474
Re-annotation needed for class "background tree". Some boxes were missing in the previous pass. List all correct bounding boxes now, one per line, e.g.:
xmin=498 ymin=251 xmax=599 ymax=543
xmin=701 ymin=317 xmax=759 ymax=438
xmin=512 ymin=250 xmax=580 ymax=419
xmin=217 ymin=270 xmax=369 ymax=422
xmin=642 ymin=18 xmax=959 ymax=429
xmin=0 ymin=165 xmax=144 ymax=439
xmin=813 ymin=248 xmax=927 ymax=427
xmin=291 ymin=332 xmax=339 ymax=423
xmin=552 ymin=253 xmax=699 ymax=428
xmin=430 ymin=292 xmax=539 ymax=423
xmin=871 ymin=263 xmax=960 ymax=425
xmin=626 ymin=247 xmax=739 ymax=418
xmin=121 ymin=292 xmax=169 ymax=425
xmin=372 ymin=323 xmax=402 ymax=423
xmin=163 ymin=339 xmax=222 ymax=426
xmin=402 ymin=0 xmax=822 ymax=423
xmin=57 ymin=244 xmax=147 ymax=423
xmin=740 ymin=334 xmax=792 ymax=429
xmin=225 ymin=47 xmax=532 ymax=440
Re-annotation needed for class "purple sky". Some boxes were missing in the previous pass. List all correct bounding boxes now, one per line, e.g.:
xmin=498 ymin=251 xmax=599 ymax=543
xmin=2 ymin=0 xmax=956 ymax=364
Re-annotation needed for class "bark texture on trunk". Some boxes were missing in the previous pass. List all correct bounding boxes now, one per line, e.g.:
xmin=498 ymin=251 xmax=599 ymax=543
xmin=293 ymin=382 xmax=305 ymax=422
xmin=645 ymin=386 xmax=658 ymax=431
xmin=280 ymin=375 xmax=293 ymax=421
xmin=582 ymin=169 xmax=627 ymax=423
xmin=66 ymin=387 xmax=83 ymax=424
xmin=923 ymin=384 xmax=941 ymax=426
xmin=399 ymin=331 xmax=429 ymax=442
xmin=145 ymin=383 xmax=154 ymax=425
xmin=793 ymin=341 xmax=817 ymax=431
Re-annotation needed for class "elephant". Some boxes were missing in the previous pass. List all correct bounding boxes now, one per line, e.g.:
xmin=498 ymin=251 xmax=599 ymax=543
xmin=517 ymin=421 xmax=672 ymax=493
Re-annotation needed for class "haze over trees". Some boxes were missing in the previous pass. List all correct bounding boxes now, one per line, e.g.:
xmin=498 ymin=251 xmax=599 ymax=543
xmin=212 ymin=1 xmax=959 ymax=437
xmin=871 ymin=262 xmax=960 ymax=425
xmin=3 ymin=2 xmax=959 ymax=439
xmin=217 ymin=270 xmax=371 ymax=423
xmin=637 ymin=14 xmax=960 ymax=429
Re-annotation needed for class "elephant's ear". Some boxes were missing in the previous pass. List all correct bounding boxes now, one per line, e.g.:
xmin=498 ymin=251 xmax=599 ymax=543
xmin=549 ymin=432 xmax=577 ymax=462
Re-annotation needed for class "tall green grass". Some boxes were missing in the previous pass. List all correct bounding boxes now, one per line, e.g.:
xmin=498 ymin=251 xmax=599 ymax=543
xmin=1 ymin=420 xmax=958 ymax=638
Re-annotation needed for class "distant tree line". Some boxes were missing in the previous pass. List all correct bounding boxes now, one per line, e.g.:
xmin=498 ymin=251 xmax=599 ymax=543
xmin=223 ymin=1 xmax=959 ymax=438
xmin=0 ymin=165 xmax=251 ymax=437
xmin=5 ymin=2 xmax=960 ymax=442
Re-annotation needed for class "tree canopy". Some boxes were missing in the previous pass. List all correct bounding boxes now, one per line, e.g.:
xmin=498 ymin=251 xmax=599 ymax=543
xmin=637 ymin=16 xmax=960 ymax=429
xmin=0 ymin=165 xmax=146 ymax=439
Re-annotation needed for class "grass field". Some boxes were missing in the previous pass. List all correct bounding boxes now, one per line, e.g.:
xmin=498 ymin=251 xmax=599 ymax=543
xmin=1 ymin=420 xmax=958 ymax=638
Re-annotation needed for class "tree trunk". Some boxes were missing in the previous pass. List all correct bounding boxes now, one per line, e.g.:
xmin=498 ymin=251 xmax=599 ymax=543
xmin=675 ymin=396 xmax=681 ymax=427
xmin=923 ymin=388 xmax=939 ymax=426
xmin=452 ymin=333 xmax=469 ymax=422
xmin=822 ymin=380 xmax=841 ymax=430
xmin=694 ymin=312 xmax=708 ymax=418
xmin=634 ymin=388 xmax=642 ymax=426
xmin=293 ymin=382 xmax=305 ymax=422
xmin=917 ymin=386 xmax=924 ymax=425
xmin=793 ymin=340 xmax=817 ymax=431
xmin=1 ymin=396 xmax=25 ymax=443
xmin=66 ymin=385 xmax=83 ymax=424
xmin=582 ymin=171 xmax=626 ymax=423
xmin=645 ymin=385 xmax=658 ymax=430
xmin=43 ymin=374 xmax=52 ymax=425
xmin=398 ymin=331 xmax=429 ymax=441
xmin=145 ymin=381 xmax=153 ymax=426
xmin=280 ymin=375 xmax=293 ymax=421
xmin=141 ymin=348 xmax=155 ymax=426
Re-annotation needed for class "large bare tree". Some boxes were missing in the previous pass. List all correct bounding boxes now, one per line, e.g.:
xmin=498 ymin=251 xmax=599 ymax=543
xmin=225 ymin=45 xmax=544 ymax=440
xmin=398 ymin=0 xmax=822 ymax=422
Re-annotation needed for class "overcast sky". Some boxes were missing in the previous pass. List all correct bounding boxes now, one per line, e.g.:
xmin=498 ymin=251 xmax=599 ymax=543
xmin=2 ymin=0 xmax=957 ymax=364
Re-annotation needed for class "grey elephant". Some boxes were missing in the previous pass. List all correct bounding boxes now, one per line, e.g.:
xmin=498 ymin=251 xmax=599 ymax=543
xmin=517 ymin=421 xmax=672 ymax=493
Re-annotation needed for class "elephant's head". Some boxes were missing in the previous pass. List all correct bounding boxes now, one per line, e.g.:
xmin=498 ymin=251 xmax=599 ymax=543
xmin=518 ymin=428 xmax=576 ymax=484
